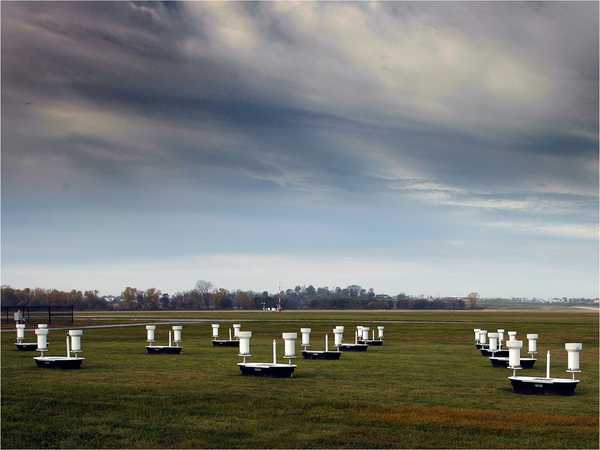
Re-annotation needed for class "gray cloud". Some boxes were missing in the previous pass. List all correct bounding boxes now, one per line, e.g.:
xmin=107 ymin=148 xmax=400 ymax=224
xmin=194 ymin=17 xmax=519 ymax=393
xmin=1 ymin=2 xmax=598 ymax=294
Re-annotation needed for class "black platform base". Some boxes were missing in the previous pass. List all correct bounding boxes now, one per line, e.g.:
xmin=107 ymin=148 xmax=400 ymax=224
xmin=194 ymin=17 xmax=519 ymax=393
xmin=480 ymin=349 xmax=509 ymax=357
xmin=212 ymin=340 xmax=239 ymax=347
xmin=146 ymin=346 xmax=182 ymax=354
xmin=476 ymin=344 xmax=489 ymax=350
xmin=338 ymin=343 xmax=368 ymax=352
xmin=489 ymin=357 xmax=536 ymax=369
xmin=16 ymin=343 xmax=38 ymax=351
xmin=302 ymin=350 xmax=342 ymax=360
xmin=358 ymin=340 xmax=384 ymax=346
xmin=238 ymin=363 xmax=296 ymax=377
xmin=509 ymin=376 xmax=579 ymax=395
xmin=34 ymin=357 xmax=84 ymax=369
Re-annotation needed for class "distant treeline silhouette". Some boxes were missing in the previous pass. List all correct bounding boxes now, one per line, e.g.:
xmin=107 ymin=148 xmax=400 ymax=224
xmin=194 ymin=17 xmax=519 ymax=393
xmin=1 ymin=283 xmax=467 ymax=310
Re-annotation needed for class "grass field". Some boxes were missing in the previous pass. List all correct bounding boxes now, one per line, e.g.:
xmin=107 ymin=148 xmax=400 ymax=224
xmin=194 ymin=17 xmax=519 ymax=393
xmin=1 ymin=310 xmax=598 ymax=448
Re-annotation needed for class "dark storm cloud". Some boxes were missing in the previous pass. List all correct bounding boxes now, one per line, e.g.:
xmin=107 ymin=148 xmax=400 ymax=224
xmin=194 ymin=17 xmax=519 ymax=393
xmin=1 ymin=1 xmax=598 ymax=229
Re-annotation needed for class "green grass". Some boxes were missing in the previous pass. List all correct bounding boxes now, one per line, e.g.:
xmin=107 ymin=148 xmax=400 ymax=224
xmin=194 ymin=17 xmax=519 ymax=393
xmin=2 ymin=310 xmax=598 ymax=448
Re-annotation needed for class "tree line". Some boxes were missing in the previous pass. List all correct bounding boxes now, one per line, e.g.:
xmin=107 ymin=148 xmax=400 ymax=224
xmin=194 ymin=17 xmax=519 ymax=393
xmin=1 ymin=282 xmax=467 ymax=310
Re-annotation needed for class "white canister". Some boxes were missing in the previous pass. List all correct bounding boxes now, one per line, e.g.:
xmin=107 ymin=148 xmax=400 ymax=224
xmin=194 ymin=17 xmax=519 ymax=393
xmin=16 ymin=324 xmax=25 ymax=342
xmin=172 ymin=326 xmax=183 ymax=344
xmin=497 ymin=329 xmax=505 ymax=347
xmin=146 ymin=325 xmax=156 ymax=343
xmin=507 ymin=340 xmax=523 ymax=368
xmin=211 ymin=324 xmax=220 ymax=338
xmin=487 ymin=332 xmax=498 ymax=352
xmin=35 ymin=327 xmax=49 ymax=351
xmin=238 ymin=331 xmax=252 ymax=356
xmin=68 ymin=330 xmax=83 ymax=352
xmin=565 ymin=343 xmax=582 ymax=371
xmin=479 ymin=330 xmax=487 ymax=345
xmin=300 ymin=328 xmax=311 ymax=347
xmin=333 ymin=327 xmax=344 ymax=347
xmin=282 ymin=332 xmax=297 ymax=358
xmin=233 ymin=324 xmax=241 ymax=339
xmin=361 ymin=327 xmax=370 ymax=341
xmin=526 ymin=334 xmax=538 ymax=353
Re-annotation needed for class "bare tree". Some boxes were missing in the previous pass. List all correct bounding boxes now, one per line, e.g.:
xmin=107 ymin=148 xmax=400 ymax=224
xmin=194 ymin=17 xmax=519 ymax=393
xmin=467 ymin=292 xmax=479 ymax=309
xmin=194 ymin=280 xmax=213 ymax=295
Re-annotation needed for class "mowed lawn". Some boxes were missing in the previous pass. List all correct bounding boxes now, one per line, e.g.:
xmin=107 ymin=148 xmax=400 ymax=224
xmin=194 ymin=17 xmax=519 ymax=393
xmin=1 ymin=310 xmax=598 ymax=448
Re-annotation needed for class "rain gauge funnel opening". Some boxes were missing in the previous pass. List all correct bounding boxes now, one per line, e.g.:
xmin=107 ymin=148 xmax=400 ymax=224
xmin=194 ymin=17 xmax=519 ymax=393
xmin=34 ymin=329 xmax=85 ymax=369
xmin=237 ymin=332 xmax=296 ymax=378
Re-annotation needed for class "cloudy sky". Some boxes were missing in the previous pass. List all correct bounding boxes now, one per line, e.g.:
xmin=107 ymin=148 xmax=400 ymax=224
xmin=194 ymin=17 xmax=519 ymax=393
xmin=1 ymin=2 xmax=598 ymax=297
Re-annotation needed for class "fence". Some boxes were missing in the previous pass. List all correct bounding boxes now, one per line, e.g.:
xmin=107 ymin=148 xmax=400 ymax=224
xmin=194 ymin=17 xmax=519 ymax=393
xmin=1 ymin=305 xmax=74 ymax=325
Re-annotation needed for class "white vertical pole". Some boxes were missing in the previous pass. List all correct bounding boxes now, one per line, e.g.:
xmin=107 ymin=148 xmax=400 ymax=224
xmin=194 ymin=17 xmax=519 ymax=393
xmin=229 ymin=328 xmax=232 ymax=341
xmin=66 ymin=335 xmax=71 ymax=358
xmin=325 ymin=334 xmax=329 ymax=352
xmin=169 ymin=331 xmax=172 ymax=347
xmin=355 ymin=330 xmax=358 ymax=344
xmin=272 ymin=339 xmax=277 ymax=364
xmin=546 ymin=350 xmax=550 ymax=379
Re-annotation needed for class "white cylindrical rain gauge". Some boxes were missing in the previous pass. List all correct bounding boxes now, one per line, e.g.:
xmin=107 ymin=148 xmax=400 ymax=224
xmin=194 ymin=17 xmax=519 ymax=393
xmin=473 ymin=328 xmax=481 ymax=342
xmin=361 ymin=327 xmax=370 ymax=341
xmin=300 ymin=328 xmax=311 ymax=348
xmin=233 ymin=324 xmax=241 ymax=339
xmin=16 ymin=324 xmax=25 ymax=343
xmin=507 ymin=339 xmax=523 ymax=369
xmin=526 ymin=334 xmax=538 ymax=355
xmin=377 ymin=326 xmax=384 ymax=340
xmin=211 ymin=324 xmax=220 ymax=338
xmin=507 ymin=331 xmax=517 ymax=342
xmin=565 ymin=343 xmax=582 ymax=373
xmin=68 ymin=330 xmax=83 ymax=353
xmin=238 ymin=331 xmax=252 ymax=357
xmin=334 ymin=327 xmax=344 ymax=347
xmin=497 ymin=329 xmax=505 ymax=347
xmin=488 ymin=332 xmax=498 ymax=353
xmin=172 ymin=326 xmax=183 ymax=345
xmin=35 ymin=327 xmax=48 ymax=352
xmin=282 ymin=332 xmax=297 ymax=359
xmin=479 ymin=330 xmax=487 ymax=345
xmin=146 ymin=325 xmax=156 ymax=344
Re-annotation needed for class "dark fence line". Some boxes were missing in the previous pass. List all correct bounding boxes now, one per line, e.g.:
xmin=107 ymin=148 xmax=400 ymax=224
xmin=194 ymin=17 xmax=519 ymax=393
xmin=1 ymin=305 xmax=74 ymax=325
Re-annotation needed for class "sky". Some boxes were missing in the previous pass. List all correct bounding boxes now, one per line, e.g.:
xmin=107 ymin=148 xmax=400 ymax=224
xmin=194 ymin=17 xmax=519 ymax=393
xmin=1 ymin=1 xmax=598 ymax=298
